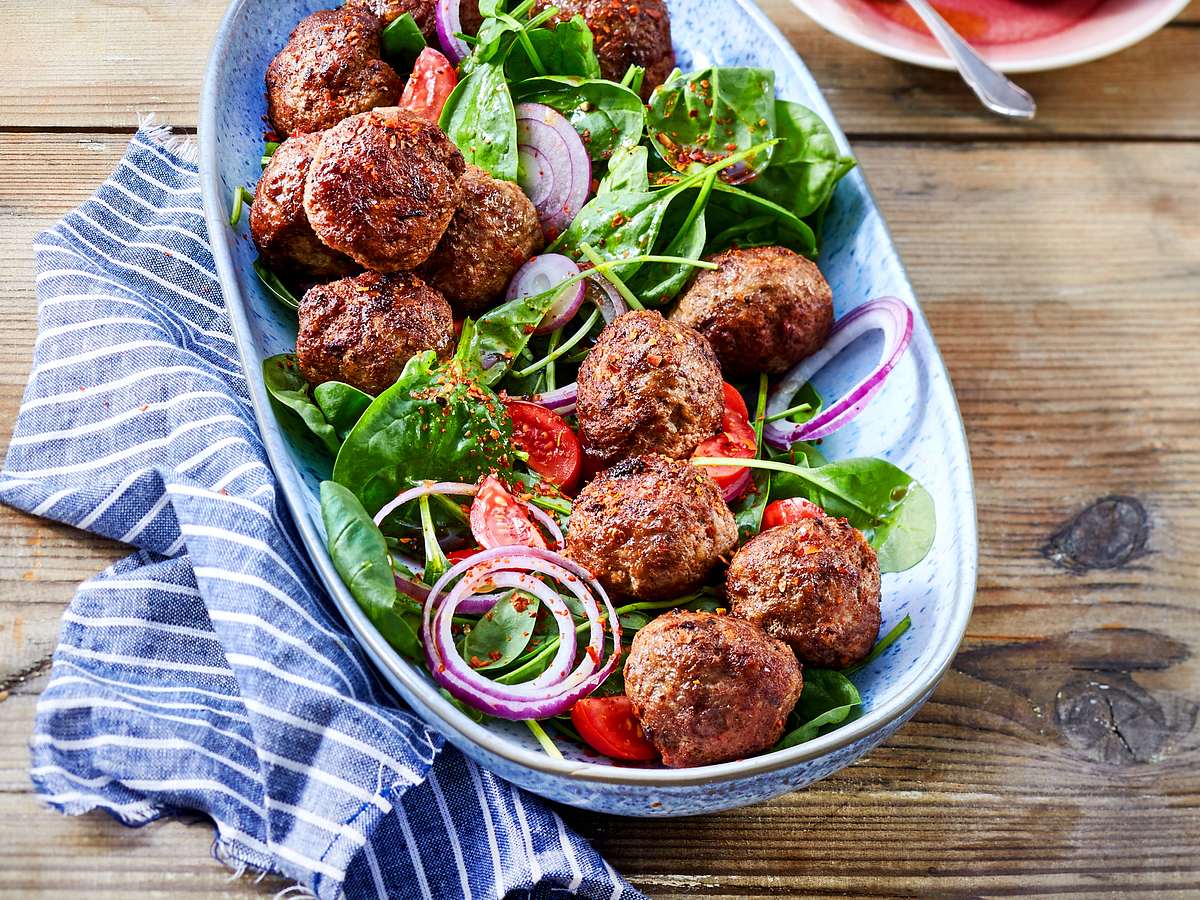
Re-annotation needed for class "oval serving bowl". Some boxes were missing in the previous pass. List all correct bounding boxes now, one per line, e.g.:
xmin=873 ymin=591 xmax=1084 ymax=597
xmin=200 ymin=0 xmax=977 ymax=816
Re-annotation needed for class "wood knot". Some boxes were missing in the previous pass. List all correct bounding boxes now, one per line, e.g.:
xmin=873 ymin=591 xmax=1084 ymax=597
xmin=1042 ymin=495 xmax=1148 ymax=573
xmin=1054 ymin=677 xmax=1167 ymax=765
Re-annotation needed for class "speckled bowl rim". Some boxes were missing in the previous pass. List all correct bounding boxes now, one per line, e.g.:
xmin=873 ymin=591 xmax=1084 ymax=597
xmin=199 ymin=0 xmax=978 ymax=789
xmin=789 ymin=0 xmax=1191 ymax=74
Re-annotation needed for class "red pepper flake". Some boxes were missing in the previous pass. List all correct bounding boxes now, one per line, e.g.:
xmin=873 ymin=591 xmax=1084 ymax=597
xmin=586 ymin=646 xmax=601 ymax=664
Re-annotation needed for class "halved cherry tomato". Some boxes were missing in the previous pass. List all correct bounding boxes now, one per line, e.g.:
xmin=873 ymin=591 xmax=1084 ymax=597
xmin=504 ymin=400 xmax=583 ymax=492
xmin=469 ymin=475 xmax=548 ymax=550
xmin=692 ymin=382 xmax=757 ymax=500
xmin=762 ymin=497 xmax=825 ymax=530
xmin=570 ymin=695 xmax=658 ymax=762
xmin=399 ymin=48 xmax=457 ymax=123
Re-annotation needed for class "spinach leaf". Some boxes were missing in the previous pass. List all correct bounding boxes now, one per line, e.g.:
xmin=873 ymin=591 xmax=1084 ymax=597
xmin=646 ymin=67 xmax=776 ymax=182
xmin=320 ymin=481 xmax=422 ymax=659
xmin=467 ymin=283 xmax=568 ymax=385
xmin=599 ymin=145 xmax=649 ymax=194
xmin=263 ymin=354 xmax=338 ymax=455
xmin=462 ymin=590 xmax=541 ymax=670
xmin=704 ymin=182 xmax=816 ymax=257
xmin=732 ymin=470 xmax=771 ymax=542
xmin=748 ymin=99 xmax=855 ymax=220
xmin=845 ymin=614 xmax=912 ymax=675
xmin=332 ymin=350 xmax=514 ymax=519
xmin=313 ymin=381 xmax=372 ymax=442
xmin=439 ymin=61 xmax=519 ymax=181
xmin=514 ymin=75 xmax=644 ymax=160
xmin=380 ymin=12 xmax=427 ymax=72
xmin=253 ymin=259 xmax=299 ymax=310
xmin=769 ymin=457 xmax=936 ymax=573
xmin=506 ymin=16 xmax=601 ymax=81
xmin=626 ymin=174 xmax=713 ymax=305
xmin=775 ymin=668 xmax=861 ymax=750
xmin=551 ymin=187 xmax=677 ymax=272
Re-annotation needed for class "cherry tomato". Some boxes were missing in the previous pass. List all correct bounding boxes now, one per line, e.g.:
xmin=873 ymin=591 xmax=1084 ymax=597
xmin=692 ymin=382 xmax=757 ymax=500
xmin=762 ymin=497 xmax=825 ymax=530
xmin=469 ymin=475 xmax=548 ymax=550
xmin=399 ymin=48 xmax=457 ymax=123
xmin=504 ymin=400 xmax=583 ymax=492
xmin=570 ymin=695 xmax=658 ymax=762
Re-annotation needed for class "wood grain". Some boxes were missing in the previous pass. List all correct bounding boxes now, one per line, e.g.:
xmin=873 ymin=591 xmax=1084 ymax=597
xmin=0 ymin=1 xmax=1197 ymax=137
xmin=1 ymin=131 xmax=1197 ymax=896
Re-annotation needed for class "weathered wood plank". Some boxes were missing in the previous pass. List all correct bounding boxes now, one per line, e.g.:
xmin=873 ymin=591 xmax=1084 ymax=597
xmin=0 ymin=1 xmax=1197 ymax=137
xmin=1 ymin=132 xmax=1197 ymax=896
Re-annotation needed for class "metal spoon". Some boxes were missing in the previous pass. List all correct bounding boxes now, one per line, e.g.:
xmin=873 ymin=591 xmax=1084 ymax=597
xmin=903 ymin=0 xmax=1037 ymax=119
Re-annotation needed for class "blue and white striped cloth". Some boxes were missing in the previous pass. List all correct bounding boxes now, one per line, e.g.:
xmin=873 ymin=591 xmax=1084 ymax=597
xmin=0 ymin=121 xmax=640 ymax=900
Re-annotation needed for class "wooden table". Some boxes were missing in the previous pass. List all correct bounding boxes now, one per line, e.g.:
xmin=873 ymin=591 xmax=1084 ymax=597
xmin=2 ymin=2 xmax=1198 ymax=896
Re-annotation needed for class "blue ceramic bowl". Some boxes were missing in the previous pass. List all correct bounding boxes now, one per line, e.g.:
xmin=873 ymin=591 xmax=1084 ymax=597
xmin=200 ymin=0 xmax=977 ymax=816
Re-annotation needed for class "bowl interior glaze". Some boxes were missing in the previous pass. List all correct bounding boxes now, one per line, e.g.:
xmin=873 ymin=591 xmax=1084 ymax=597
xmin=200 ymin=0 xmax=978 ymax=815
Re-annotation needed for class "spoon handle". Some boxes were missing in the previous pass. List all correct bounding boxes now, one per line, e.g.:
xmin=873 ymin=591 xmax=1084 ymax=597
xmin=904 ymin=0 xmax=1037 ymax=119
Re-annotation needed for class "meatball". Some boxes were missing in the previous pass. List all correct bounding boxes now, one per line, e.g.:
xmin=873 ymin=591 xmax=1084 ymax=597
xmin=265 ymin=8 xmax=403 ymax=138
xmin=418 ymin=166 xmax=544 ymax=316
xmin=347 ymin=0 xmax=484 ymax=36
xmin=296 ymin=270 xmax=454 ymax=394
xmin=670 ymin=246 xmax=834 ymax=378
xmin=249 ymin=134 xmax=356 ymax=282
xmin=537 ymin=0 xmax=675 ymax=99
xmin=625 ymin=610 xmax=802 ymax=767
xmin=304 ymin=108 xmax=466 ymax=272
xmin=576 ymin=310 xmax=723 ymax=466
xmin=727 ymin=517 xmax=881 ymax=669
xmin=565 ymin=454 xmax=737 ymax=600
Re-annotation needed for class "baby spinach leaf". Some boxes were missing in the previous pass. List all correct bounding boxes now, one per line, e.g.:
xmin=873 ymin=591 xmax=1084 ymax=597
xmin=845 ymin=614 xmax=912 ymax=675
xmin=769 ymin=457 xmax=936 ymax=573
xmin=440 ymin=61 xmax=519 ymax=181
xmin=332 ymin=351 xmax=514 ymax=519
xmin=732 ymin=470 xmax=772 ymax=542
xmin=313 ymin=381 xmax=372 ymax=442
xmin=626 ymin=174 xmax=714 ymax=305
xmin=462 ymin=590 xmax=541 ymax=670
xmin=646 ymin=67 xmax=776 ymax=182
xmin=748 ymin=100 xmax=855 ymax=220
xmin=506 ymin=16 xmax=601 ymax=81
xmin=253 ymin=259 xmax=299 ymax=310
xmin=599 ymin=145 xmax=649 ymax=194
xmin=263 ymin=354 xmax=338 ymax=456
xmin=320 ymin=481 xmax=422 ymax=659
xmin=551 ymin=188 xmax=676 ymax=272
xmin=775 ymin=668 xmax=861 ymax=750
xmin=467 ymin=284 xmax=567 ymax=385
xmin=514 ymin=75 xmax=643 ymax=160
xmin=704 ymin=182 xmax=816 ymax=256
xmin=380 ymin=12 xmax=427 ymax=72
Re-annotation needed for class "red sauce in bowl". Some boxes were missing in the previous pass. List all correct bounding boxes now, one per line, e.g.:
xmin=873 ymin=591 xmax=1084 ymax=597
xmin=860 ymin=0 xmax=1107 ymax=45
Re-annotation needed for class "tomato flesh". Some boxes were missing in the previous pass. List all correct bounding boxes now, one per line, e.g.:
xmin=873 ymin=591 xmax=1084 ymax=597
xmin=504 ymin=400 xmax=583 ymax=491
xmin=469 ymin=475 xmax=549 ymax=550
xmin=399 ymin=48 xmax=457 ymax=122
xmin=692 ymin=383 xmax=757 ymax=499
xmin=571 ymin=695 xmax=658 ymax=762
xmin=762 ymin=497 xmax=826 ymax=530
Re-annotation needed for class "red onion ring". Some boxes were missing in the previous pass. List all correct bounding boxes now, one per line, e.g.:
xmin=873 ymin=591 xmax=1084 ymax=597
xmin=422 ymin=545 xmax=622 ymax=720
xmin=722 ymin=466 xmax=753 ymax=503
xmin=506 ymin=254 xmax=585 ymax=334
xmin=585 ymin=272 xmax=628 ymax=324
xmin=764 ymin=297 xmax=914 ymax=450
xmin=524 ymin=382 xmax=578 ymax=415
xmin=516 ymin=103 xmax=591 ymax=242
xmin=434 ymin=0 xmax=470 ymax=64
xmin=373 ymin=480 xmax=478 ymax=527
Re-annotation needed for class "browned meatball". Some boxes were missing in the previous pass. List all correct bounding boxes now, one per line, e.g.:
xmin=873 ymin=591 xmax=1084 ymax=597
xmin=727 ymin=517 xmax=881 ymax=668
xmin=296 ymin=271 xmax=454 ymax=394
xmin=418 ymin=166 xmax=544 ymax=317
xmin=565 ymin=454 xmax=737 ymax=600
xmin=249 ymin=134 xmax=356 ymax=282
xmin=537 ymin=0 xmax=675 ymax=99
xmin=576 ymin=311 xmax=723 ymax=466
xmin=265 ymin=8 xmax=403 ymax=138
xmin=625 ymin=610 xmax=802 ymax=767
xmin=670 ymin=246 xmax=834 ymax=378
xmin=304 ymin=108 xmax=466 ymax=272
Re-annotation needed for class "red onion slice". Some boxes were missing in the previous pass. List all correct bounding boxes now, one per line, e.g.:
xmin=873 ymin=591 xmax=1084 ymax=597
xmin=585 ymin=273 xmax=628 ymax=324
xmin=373 ymin=480 xmax=478 ymax=527
xmin=764 ymin=297 xmax=915 ymax=450
xmin=516 ymin=103 xmax=591 ymax=243
xmin=421 ymin=545 xmax=622 ymax=720
xmin=722 ymin=466 xmax=753 ymax=503
xmin=523 ymin=382 xmax=578 ymax=415
xmin=506 ymin=254 xmax=585 ymax=334
xmin=434 ymin=0 xmax=470 ymax=64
